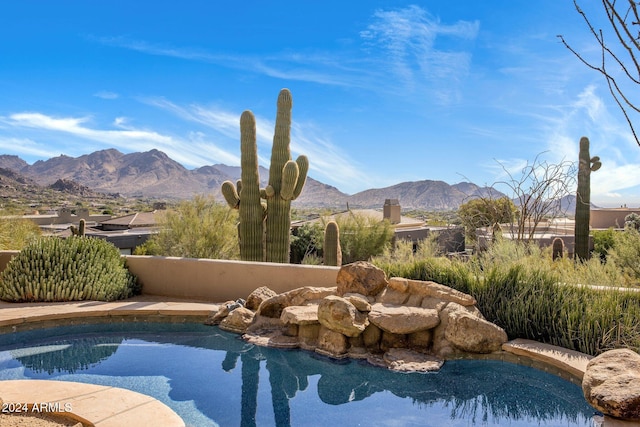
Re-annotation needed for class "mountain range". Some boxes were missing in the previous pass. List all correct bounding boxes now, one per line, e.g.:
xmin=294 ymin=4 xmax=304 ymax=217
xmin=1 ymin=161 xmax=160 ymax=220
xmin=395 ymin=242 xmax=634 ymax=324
xmin=0 ymin=148 xmax=508 ymax=211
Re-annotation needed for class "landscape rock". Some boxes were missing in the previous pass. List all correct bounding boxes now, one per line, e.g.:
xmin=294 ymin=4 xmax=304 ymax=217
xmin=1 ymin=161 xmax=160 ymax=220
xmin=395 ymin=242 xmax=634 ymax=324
xmin=317 ymin=295 xmax=369 ymax=337
xmin=444 ymin=306 xmax=507 ymax=353
xmin=246 ymin=286 xmax=277 ymax=311
xmin=204 ymin=300 xmax=236 ymax=325
xmin=317 ymin=326 xmax=348 ymax=356
xmin=219 ymin=307 xmax=255 ymax=334
xmin=336 ymin=261 xmax=388 ymax=297
xmin=389 ymin=277 xmax=476 ymax=306
xmin=368 ymin=303 xmax=440 ymax=334
xmin=383 ymin=348 xmax=444 ymax=372
xmin=281 ymin=304 xmax=319 ymax=326
xmin=582 ymin=348 xmax=640 ymax=421
xmin=257 ymin=286 xmax=336 ymax=318
xmin=343 ymin=293 xmax=372 ymax=312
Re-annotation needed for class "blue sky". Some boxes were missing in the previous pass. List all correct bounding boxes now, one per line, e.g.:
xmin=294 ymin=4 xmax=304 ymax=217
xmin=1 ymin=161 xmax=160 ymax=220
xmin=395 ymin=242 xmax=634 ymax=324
xmin=0 ymin=1 xmax=639 ymax=207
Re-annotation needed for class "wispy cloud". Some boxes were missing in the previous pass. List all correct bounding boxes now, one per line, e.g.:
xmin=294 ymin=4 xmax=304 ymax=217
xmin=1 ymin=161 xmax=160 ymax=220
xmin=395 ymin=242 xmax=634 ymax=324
xmin=1 ymin=112 xmax=240 ymax=168
xmin=0 ymin=137 xmax=61 ymax=159
xmin=91 ymin=6 xmax=478 ymax=103
xmin=94 ymin=90 xmax=119 ymax=100
xmin=360 ymin=5 xmax=479 ymax=102
xmin=142 ymin=97 xmax=373 ymax=192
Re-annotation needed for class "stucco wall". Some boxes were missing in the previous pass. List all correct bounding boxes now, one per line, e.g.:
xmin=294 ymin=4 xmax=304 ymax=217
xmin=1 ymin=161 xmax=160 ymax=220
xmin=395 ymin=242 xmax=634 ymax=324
xmin=124 ymin=256 xmax=339 ymax=302
xmin=591 ymin=208 xmax=640 ymax=229
xmin=0 ymin=251 xmax=339 ymax=302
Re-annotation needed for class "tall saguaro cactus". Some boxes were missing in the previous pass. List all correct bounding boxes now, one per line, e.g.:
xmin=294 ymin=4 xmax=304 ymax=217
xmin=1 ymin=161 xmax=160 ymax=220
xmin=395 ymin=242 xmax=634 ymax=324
xmin=221 ymin=111 xmax=266 ymax=261
xmin=263 ymin=89 xmax=309 ymax=263
xmin=221 ymin=89 xmax=308 ymax=263
xmin=574 ymin=136 xmax=601 ymax=261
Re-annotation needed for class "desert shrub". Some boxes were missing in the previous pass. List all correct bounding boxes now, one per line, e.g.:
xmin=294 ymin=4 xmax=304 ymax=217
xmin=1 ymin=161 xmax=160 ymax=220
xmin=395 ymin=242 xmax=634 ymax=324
xmin=373 ymin=237 xmax=640 ymax=356
xmin=607 ymin=227 xmax=640 ymax=286
xmin=0 ymin=236 xmax=138 ymax=302
xmin=0 ymin=218 xmax=41 ymax=250
xmin=592 ymin=228 xmax=617 ymax=259
xmin=290 ymin=222 xmax=323 ymax=263
xmin=332 ymin=213 xmax=394 ymax=263
xmin=134 ymin=195 xmax=239 ymax=260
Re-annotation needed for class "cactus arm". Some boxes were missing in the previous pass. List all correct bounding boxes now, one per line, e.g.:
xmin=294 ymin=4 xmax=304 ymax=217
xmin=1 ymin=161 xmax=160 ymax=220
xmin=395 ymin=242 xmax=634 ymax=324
xmin=280 ymin=160 xmax=300 ymax=201
xmin=292 ymin=155 xmax=309 ymax=200
xmin=221 ymin=181 xmax=240 ymax=209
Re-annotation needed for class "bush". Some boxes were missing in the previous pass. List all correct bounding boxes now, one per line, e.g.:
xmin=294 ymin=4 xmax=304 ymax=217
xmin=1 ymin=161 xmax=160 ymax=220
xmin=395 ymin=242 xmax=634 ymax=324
xmin=332 ymin=212 xmax=394 ymax=264
xmin=0 ymin=236 xmax=139 ymax=302
xmin=372 ymin=237 xmax=640 ymax=356
xmin=0 ymin=218 xmax=41 ymax=250
xmin=607 ymin=227 xmax=640 ymax=286
xmin=134 ymin=195 xmax=239 ymax=259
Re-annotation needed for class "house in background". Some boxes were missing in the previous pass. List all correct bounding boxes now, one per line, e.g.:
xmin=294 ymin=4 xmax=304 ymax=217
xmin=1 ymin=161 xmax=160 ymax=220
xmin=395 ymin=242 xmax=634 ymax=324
xmin=21 ymin=208 xmax=165 ymax=255
xmin=475 ymin=206 xmax=640 ymax=258
xmin=292 ymin=199 xmax=465 ymax=258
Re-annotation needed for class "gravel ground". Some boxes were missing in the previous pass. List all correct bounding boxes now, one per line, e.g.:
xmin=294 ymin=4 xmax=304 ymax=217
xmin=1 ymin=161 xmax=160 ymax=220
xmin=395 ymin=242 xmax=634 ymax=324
xmin=0 ymin=413 xmax=82 ymax=426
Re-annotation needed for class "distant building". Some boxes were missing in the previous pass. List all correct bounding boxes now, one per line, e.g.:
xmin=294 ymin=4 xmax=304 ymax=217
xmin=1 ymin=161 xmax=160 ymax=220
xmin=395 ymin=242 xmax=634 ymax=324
xmin=292 ymin=200 xmax=465 ymax=256
xmin=19 ymin=208 xmax=164 ymax=255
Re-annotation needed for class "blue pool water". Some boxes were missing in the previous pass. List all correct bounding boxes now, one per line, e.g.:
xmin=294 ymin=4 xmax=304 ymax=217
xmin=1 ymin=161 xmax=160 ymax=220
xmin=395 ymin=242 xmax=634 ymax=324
xmin=0 ymin=322 xmax=597 ymax=426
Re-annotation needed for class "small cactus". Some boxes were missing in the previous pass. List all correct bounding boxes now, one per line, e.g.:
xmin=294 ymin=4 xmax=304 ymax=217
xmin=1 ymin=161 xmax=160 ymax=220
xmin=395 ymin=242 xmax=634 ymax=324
xmin=552 ymin=237 xmax=564 ymax=261
xmin=70 ymin=218 xmax=86 ymax=236
xmin=323 ymin=221 xmax=342 ymax=266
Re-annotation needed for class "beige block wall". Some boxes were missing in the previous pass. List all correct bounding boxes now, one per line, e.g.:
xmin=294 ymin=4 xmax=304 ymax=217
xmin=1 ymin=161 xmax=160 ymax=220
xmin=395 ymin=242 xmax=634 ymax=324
xmin=125 ymin=256 xmax=339 ymax=302
xmin=0 ymin=251 xmax=339 ymax=302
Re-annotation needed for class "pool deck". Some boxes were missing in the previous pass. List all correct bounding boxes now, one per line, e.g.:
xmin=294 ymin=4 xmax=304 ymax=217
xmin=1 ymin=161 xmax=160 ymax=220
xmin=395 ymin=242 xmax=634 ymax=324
xmin=0 ymin=295 xmax=594 ymax=427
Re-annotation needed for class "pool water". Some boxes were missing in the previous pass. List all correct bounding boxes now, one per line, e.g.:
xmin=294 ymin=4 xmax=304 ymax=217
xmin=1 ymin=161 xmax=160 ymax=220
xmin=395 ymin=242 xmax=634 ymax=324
xmin=0 ymin=322 xmax=597 ymax=427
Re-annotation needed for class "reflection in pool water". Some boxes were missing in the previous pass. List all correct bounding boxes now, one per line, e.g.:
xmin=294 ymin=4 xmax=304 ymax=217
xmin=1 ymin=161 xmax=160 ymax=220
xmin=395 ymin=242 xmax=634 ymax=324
xmin=0 ymin=322 xmax=596 ymax=426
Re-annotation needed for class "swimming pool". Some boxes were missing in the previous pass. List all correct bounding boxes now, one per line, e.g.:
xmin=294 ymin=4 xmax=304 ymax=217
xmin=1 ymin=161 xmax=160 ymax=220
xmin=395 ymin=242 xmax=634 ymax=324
xmin=0 ymin=322 xmax=597 ymax=426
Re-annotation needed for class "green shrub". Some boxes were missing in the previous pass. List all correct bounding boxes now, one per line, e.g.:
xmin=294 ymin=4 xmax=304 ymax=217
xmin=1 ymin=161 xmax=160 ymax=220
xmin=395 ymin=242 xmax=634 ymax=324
xmin=0 ymin=218 xmax=41 ymax=250
xmin=0 ymin=236 xmax=139 ymax=302
xmin=607 ymin=227 xmax=640 ymax=286
xmin=134 ymin=195 xmax=239 ymax=260
xmin=372 ymin=237 xmax=640 ymax=356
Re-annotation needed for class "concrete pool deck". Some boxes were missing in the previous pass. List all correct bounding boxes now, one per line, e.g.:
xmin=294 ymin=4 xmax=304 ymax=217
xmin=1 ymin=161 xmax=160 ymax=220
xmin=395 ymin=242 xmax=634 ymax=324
xmin=0 ymin=295 xmax=595 ymax=426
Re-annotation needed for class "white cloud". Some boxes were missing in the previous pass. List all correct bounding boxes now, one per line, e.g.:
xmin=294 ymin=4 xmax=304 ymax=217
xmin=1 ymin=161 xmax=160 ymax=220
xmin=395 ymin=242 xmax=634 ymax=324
xmin=94 ymin=91 xmax=119 ymax=100
xmin=1 ymin=112 xmax=240 ymax=169
xmin=0 ymin=137 xmax=60 ymax=159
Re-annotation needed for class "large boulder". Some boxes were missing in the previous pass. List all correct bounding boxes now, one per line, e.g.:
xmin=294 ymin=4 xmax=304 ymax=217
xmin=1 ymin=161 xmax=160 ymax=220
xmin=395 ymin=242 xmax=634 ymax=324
xmin=246 ymin=286 xmax=277 ymax=311
xmin=219 ymin=307 xmax=255 ymax=334
xmin=582 ymin=348 xmax=640 ymax=420
xmin=443 ymin=304 xmax=507 ymax=353
xmin=368 ymin=303 xmax=440 ymax=334
xmin=257 ymin=286 xmax=336 ymax=318
xmin=336 ymin=261 xmax=388 ymax=297
xmin=388 ymin=277 xmax=476 ymax=306
xmin=318 ymin=295 xmax=369 ymax=337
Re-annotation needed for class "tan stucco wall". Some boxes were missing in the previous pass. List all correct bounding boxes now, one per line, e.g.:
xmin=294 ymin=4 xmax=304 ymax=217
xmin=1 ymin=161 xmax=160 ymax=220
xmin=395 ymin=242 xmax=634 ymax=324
xmin=591 ymin=208 xmax=640 ymax=229
xmin=0 ymin=251 xmax=339 ymax=302
xmin=125 ymin=256 xmax=339 ymax=302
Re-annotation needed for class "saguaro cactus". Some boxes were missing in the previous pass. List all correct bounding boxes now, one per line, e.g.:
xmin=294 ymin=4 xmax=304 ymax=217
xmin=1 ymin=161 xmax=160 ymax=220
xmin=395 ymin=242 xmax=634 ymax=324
xmin=263 ymin=89 xmax=309 ymax=263
xmin=574 ymin=136 xmax=601 ymax=261
xmin=221 ymin=89 xmax=308 ymax=263
xmin=323 ymin=221 xmax=342 ymax=266
xmin=221 ymin=111 xmax=266 ymax=262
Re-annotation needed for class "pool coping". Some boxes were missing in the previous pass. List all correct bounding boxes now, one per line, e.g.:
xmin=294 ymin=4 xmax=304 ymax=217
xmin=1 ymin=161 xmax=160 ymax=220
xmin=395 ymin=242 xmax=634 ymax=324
xmin=0 ymin=295 xmax=594 ymax=426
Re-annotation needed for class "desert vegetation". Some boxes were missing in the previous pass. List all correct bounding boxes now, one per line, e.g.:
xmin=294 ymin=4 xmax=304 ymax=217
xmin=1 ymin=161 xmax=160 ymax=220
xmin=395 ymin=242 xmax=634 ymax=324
xmin=372 ymin=227 xmax=640 ymax=356
xmin=0 ymin=236 xmax=138 ymax=302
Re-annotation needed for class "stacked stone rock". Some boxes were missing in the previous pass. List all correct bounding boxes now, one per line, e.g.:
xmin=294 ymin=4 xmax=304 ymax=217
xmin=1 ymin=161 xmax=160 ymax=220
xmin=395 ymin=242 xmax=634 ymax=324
xmin=208 ymin=261 xmax=508 ymax=373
